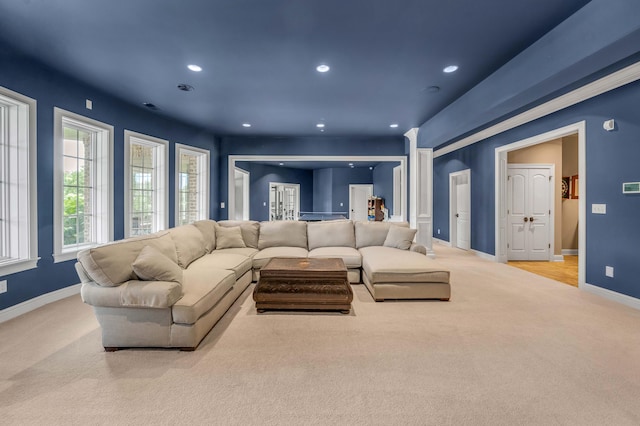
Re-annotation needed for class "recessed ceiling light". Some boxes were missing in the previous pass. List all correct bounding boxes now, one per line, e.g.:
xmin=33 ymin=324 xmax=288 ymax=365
xmin=316 ymin=123 xmax=325 ymax=128
xmin=389 ymin=123 xmax=399 ymax=128
xmin=242 ymin=123 xmax=251 ymax=128
xmin=369 ymin=166 xmax=373 ymax=170
xmin=348 ymin=163 xmax=354 ymax=166
xmin=177 ymin=83 xmax=194 ymax=91
xmin=187 ymin=64 xmax=202 ymax=72
xmin=279 ymin=163 xmax=284 ymax=166
xmin=443 ymin=65 xmax=459 ymax=73
xmin=316 ymin=64 xmax=330 ymax=73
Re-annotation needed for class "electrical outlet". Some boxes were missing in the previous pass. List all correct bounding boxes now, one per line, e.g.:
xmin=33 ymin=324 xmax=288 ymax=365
xmin=85 ymin=99 xmax=93 ymax=110
xmin=605 ymin=266 xmax=614 ymax=278
xmin=220 ymin=202 xmax=225 ymax=209
xmin=437 ymin=229 xmax=441 ymax=235
xmin=340 ymin=202 xmax=343 ymax=207
xmin=0 ymin=280 xmax=7 ymax=294
xmin=263 ymin=201 xmax=266 ymax=206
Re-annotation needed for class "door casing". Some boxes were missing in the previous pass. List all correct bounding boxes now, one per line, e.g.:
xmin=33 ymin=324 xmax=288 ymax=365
xmin=449 ymin=169 xmax=471 ymax=250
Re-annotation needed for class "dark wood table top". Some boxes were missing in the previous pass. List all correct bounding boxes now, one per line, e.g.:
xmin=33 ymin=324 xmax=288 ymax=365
xmin=260 ymin=257 xmax=347 ymax=279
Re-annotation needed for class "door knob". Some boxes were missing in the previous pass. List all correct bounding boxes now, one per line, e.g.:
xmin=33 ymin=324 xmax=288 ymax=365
xmin=455 ymin=213 xmax=459 ymax=218
xmin=523 ymin=217 xmax=529 ymax=222
xmin=529 ymin=217 xmax=534 ymax=222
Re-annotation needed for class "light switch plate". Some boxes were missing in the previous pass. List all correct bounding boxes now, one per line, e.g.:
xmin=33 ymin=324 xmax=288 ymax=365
xmin=220 ymin=202 xmax=225 ymax=209
xmin=605 ymin=266 xmax=614 ymax=278
xmin=592 ymin=204 xmax=607 ymax=214
xmin=85 ymin=99 xmax=93 ymax=110
xmin=0 ymin=280 xmax=7 ymax=294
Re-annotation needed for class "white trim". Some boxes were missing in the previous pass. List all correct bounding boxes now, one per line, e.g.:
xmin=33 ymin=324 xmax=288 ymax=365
xmin=392 ymin=165 xmax=402 ymax=217
xmin=53 ymin=108 xmax=114 ymax=263
xmin=348 ymin=184 xmax=373 ymax=221
xmin=434 ymin=60 xmax=640 ymax=158
xmin=494 ymin=121 xmax=586 ymax=288
xmin=472 ymin=249 xmax=496 ymax=261
xmin=562 ymin=249 xmax=578 ymax=256
xmin=0 ymin=86 xmax=38 ymax=277
xmin=449 ymin=169 xmax=471 ymax=251
xmin=233 ymin=167 xmax=250 ymax=221
xmin=405 ymin=128 xmax=418 ymax=229
xmin=123 ymin=130 xmax=169 ymax=237
xmin=175 ymin=143 xmax=210 ymax=225
xmin=583 ymin=283 xmax=640 ymax=311
xmin=228 ymin=155 xmax=407 ymax=222
xmin=0 ymin=284 xmax=81 ymax=324
xmin=433 ymin=237 xmax=451 ymax=247
xmin=553 ymin=255 xmax=565 ymax=262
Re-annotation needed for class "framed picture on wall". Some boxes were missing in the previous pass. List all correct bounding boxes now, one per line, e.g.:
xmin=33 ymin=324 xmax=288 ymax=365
xmin=570 ymin=175 xmax=579 ymax=199
xmin=562 ymin=177 xmax=570 ymax=199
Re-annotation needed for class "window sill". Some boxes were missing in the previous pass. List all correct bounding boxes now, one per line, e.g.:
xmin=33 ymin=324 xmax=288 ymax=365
xmin=53 ymin=247 xmax=92 ymax=264
xmin=0 ymin=258 xmax=40 ymax=277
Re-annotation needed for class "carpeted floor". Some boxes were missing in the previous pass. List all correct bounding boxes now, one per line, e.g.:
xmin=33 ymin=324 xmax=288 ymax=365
xmin=1 ymin=244 xmax=640 ymax=425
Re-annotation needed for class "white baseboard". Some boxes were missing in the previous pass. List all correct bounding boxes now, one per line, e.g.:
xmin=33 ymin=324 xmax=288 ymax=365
xmin=0 ymin=283 xmax=81 ymax=324
xmin=583 ymin=283 xmax=640 ymax=311
xmin=472 ymin=250 xmax=496 ymax=261
xmin=433 ymin=237 xmax=451 ymax=246
xmin=562 ymin=249 xmax=578 ymax=255
xmin=553 ymin=255 xmax=565 ymax=262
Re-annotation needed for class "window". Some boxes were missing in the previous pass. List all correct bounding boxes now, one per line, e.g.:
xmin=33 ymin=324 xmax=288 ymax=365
xmin=175 ymin=144 xmax=209 ymax=226
xmin=0 ymin=87 xmax=38 ymax=276
xmin=124 ymin=131 xmax=168 ymax=237
xmin=53 ymin=108 xmax=113 ymax=262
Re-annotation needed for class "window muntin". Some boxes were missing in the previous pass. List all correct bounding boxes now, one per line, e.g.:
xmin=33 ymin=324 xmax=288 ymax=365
xmin=175 ymin=144 xmax=209 ymax=226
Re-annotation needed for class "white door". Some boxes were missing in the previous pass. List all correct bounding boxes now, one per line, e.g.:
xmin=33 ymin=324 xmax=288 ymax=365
xmin=349 ymin=184 xmax=373 ymax=221
xmin=233 ymin=168 xmax=249 ymax=220
xmin=507 ymin=165 xmax=552 ymax=261
xmin=454 ymin=172 xmax=471 ymax=250
xmin=269 ymin=182 xmax=300 ymax=220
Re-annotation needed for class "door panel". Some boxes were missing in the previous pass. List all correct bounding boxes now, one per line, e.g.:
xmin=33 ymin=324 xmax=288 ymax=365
xmin=455 ymin=174 xmax=470 ymax=250
xmin=350 ymin=185 xmax=372 ymax=221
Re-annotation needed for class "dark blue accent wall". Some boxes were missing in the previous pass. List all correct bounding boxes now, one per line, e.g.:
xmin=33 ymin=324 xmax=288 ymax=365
xmin=330 ymin=168 xmax=373 ymax=214
xmin=0 ymin=43 xmax=219 ymax=310
xmin=373 ymin=162 xmax=399 ymax=215
xmin=432 ymin=79 xmax=640 ymax=299
xmin=235 ymin=162 xmax=313 ymax=221
xmin=313 ymin=169 xmax=332 ymax=213
xmin=219 ymin=136 xmax=405 ymax=219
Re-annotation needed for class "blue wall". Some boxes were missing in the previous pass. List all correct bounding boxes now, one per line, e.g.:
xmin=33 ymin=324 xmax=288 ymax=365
xmin=329 ymin=168 xmax=373 ymax=214
xmin=219 ymin=136 xmax=405 ymax=219
xmin=432 ymin=79 xmax=640 ymax=299
xmin=313 ymin=169 xmax=333 ymax=213
xmin=0 ymin=43 xmax=219 ymax=310
xmin=235 ymin=162 xmax=313 ymax=221
xmin=373 ymin=162 xmax=399 ymax=215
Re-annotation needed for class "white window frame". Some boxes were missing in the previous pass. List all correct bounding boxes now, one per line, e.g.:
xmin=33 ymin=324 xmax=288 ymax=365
xmin=175 ymin=143 xmax=210 ymax=226
xmin=53 ymin=107 xmax=113 ymax=263
xmin=124 ymin=130 xmax=169 ymax=237
xmin=0 ymin=86 xmax=38 ymax=276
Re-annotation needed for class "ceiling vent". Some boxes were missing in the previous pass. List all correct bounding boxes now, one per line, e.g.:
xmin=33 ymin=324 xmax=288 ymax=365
xmin=177 ymin=84 xmax=194 ymax=91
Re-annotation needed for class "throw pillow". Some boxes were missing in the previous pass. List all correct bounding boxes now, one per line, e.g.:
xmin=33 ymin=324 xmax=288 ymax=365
xmin=383 ymin=226 xmax=417 ymax=250
xmin=132 ymin=245 xmax=183 ymax=283
xmin=215 ymin=225 xmax=247 ymax=249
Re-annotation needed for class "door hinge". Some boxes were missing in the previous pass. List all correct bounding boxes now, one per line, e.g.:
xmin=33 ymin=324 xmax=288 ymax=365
xmin=548 ymin=244 xmax=551 ymax=248
xmin=549 ymin=210 xmax=551 ymax=215
xmin=508 ymin=175 xmax=511 ymax=180
xmin=507 ymin=209 xmax=510 ymax=214
xmin=507 ymin=243 xmax=510 ymax=248
xmin=549 ymin=176 xmax=552 ymax=181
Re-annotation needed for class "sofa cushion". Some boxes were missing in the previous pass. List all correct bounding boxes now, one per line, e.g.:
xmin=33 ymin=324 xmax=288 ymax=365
xmin=307 ymin=220 xmax=355 ymax=250
xmin=217 ymin=220 xmax=260 ymax=248
xmin=355 ymin=221 xmax=408 ymax=248
xmin=216 ymin=225 xmax=246 ymax=249
xmin=132 ymin=245 xmax=183 ymax=283
xmin=189 ymin=252 xmax=253 ymax=280
xmin=215 ymin=247 xmax=259 ymax=258
xmin=258 ymin=221 xmax=307 ymax=250
xmin=169 ymin=224 xmax=207 ymax=268
xmin=81 ymin=280 xmax=183 ymax=309
xmin=77 ymin=231 xmax=177 ymax=287
xmin=383 ymin=226 xmax=417 ymax=250
xmin=172 ymin=268 xmax=236 ymax=325
xmin=193 ymin=220 xmax=216 ymax=252
xmin=252 ymin=246 xmax=309 ymax=269
xmin=359 ymin=246 xmax=449 ymax=284
xmin=308 ymin=247 xmax=361 ymax=268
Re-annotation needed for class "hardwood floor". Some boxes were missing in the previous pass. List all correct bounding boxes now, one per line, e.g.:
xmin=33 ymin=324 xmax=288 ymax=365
xmin=508 ymin=256 xmax=578 ymax=287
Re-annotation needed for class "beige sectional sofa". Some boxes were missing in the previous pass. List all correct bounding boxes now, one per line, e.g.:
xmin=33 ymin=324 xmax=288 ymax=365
xmin=75 ymin=219 xmax=450 ymax=351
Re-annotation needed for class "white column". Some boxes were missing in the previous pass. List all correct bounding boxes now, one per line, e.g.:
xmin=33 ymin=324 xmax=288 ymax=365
xmin=405 ymin=128 xmax=434 ymax=258
xmin=404 ymin=128 xmax=418 ymax=229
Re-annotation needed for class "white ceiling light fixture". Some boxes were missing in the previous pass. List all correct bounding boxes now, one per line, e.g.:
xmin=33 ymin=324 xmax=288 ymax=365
xmin=389 ymin=123 xmax=399 ymax=128
xmin=443 ymin=65 xmax=459 ymax=73
xmin=242 ymin=123 xmax=251 ymax=128
xmin=187 ymin=64 xmax=202 ymax=72
xmin=316 ymin=123 xmax=325 ymax=128
xmin=279 ymin=163 xmax=284 ymax=166
xmin=316 ymin=64 xmax=330 ymax=73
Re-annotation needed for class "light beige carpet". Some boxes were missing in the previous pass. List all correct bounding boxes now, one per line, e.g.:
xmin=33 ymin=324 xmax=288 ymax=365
xmin=1 ymin=244 xmax=640 ymax=425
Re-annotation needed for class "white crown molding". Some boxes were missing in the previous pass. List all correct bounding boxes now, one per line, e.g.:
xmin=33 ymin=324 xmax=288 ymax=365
xmin=434 ymin=60 xmax=640 ymax=158
xmin=0 ymin=284 xmax=81 ymax=324
xmin=583 ymin=283 xmax=640 ymax=311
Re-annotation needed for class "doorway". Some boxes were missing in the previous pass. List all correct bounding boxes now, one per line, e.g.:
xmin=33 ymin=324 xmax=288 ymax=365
xmin=233 ymin=167 xmax=250 ymax=220
xmin=269 ymin=182 xmax=299 ymax=221
xmin=349 ymin=184 xmax=373 ymax=221
xmin=449 ymin=169 xmax=470 ymax=250
xmin=495 ymin=122 xmax=585 ymax=288
xmin=507 ymin=164 xmax=553 ymax=261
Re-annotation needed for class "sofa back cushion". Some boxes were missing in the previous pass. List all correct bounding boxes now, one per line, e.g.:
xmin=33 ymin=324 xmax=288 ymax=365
xmin=217 ymin=220 xmax=260 ymax=248
xmin=77 ymin=231 xmax=177 ymax=287
xmin=193 ymin=220 xmax=216 ymax=252
xmin=168 ymin=224 xmax=206 ymax=268
xmin=258 ymin=220 xmax=308 ymax=249
xmin=307 ymin=220 xmax=355 ymax=250
xmin=355 ymin=221 xmax=409 ymax=248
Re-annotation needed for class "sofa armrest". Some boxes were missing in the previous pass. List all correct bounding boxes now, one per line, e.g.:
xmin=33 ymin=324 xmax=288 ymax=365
xmin=409 ymin=243 xmax=427 ymax=255
xmin=81 ymin=280 xmax=183 ymax=309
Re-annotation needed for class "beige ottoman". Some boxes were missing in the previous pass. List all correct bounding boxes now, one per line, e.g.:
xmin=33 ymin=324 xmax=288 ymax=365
xmin=359 ymin=246 xmax=450 ymax=302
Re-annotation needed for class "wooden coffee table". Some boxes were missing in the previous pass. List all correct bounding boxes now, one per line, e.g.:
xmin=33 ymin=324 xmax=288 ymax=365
xmin=253 ymin=257 xmax=353 ymax=314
